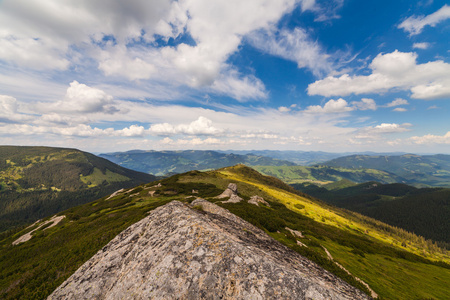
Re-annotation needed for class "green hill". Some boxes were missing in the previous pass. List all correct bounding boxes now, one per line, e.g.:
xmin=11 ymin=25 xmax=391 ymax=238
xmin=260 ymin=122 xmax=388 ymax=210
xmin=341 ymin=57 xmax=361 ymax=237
xmin=291 ymin=181 xmax=450 ymax=244
xmin=253 ymin=165 xmax=402 ymax=185
xmin=1 ymin=165 xmax=449 ymax=299
xmin=0 ymin=146 xmax=155 ymax=233
xmin=323 ymin=154 xmax=450 ymax=187
xmin=99 ymin=150 xmax=296 ymax=176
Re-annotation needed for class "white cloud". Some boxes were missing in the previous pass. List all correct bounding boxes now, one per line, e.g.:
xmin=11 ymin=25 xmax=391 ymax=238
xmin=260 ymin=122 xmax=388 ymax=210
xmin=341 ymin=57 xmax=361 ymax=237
xmin=386 ymin=98 xmax=409 ymax=107
xmin=369 ymin=123 xmax=412 ymax=134
xmin=398 ymin=4 xmax=450 ymax=36
xmin=409 ymin=131 xmax=450 ymax=144
xmin=0 ymin=0 xmax=302 ymax=101
xmin=248 ymin=27 xmax=332 ymax=77
xmin=307 ymin=50 xmax=450 ymax=100
xmin=210 ymin=70 xmax=267 ymax=101
xmin=98 ymin=46 xmax=157 ymax=81
xmin=47 ymin=81 xmax=119 ymax=114
xmin=304 ymin=98 xmax=354 ymax=114
xmin=0 ymin=37 xmax=70 ymax=70
xmin=351 ymin=98 xmax=377 ymax=111
xmin=410 ymin=80 xmax=450 ymax=100
xmin=278 ymin=106 xmax=291 ymax=112
xmin=0 ymin=95 xmax=33 ymax=123
xmin=393 ymin=107 xmax=407 ymax=112
xmin=149 ymin=116 xmax=223 ymax=136
xmin=0 ymin=95 xmax=18 ymax=114
xmin=413 ymin=42 xmax=431 ymax=49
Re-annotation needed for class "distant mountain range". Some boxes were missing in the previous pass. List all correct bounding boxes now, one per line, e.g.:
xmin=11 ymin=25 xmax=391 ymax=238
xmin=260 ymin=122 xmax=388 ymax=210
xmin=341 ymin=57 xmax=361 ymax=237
xmin=322 ymin=154 xmax=450 ymax=187
xmin=98 ymin=150 xmax=450 ymax=187
xmin=217 ymin=150 xmax=408 ymax=165
xmin=0 ymin=146 xmax=155 ymax=233
xmin=99 ymin=150 xmax=296 ymax=176
xmin=253 ymin=165 xmax=402 ymax=185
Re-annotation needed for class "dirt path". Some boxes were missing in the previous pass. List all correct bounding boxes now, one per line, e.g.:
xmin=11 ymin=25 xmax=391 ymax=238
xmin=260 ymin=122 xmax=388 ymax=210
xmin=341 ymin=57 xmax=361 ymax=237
xmin=322 ymin=246 xmax=378 ymax=299
xmin=13 ymin=215 xmax=66 ymax=245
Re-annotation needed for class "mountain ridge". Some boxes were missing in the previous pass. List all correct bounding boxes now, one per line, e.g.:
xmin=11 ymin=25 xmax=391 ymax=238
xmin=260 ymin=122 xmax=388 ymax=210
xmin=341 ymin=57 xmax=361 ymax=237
xmin=0 ymin=146 xmax=155 ymax=233
xmin=49 ymin=199 xmax=369 ymax=299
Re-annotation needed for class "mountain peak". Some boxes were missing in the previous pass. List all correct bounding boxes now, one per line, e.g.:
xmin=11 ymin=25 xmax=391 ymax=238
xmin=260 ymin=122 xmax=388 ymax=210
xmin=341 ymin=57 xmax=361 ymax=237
xmin=49 ymin=200 xmax=368 ymax=299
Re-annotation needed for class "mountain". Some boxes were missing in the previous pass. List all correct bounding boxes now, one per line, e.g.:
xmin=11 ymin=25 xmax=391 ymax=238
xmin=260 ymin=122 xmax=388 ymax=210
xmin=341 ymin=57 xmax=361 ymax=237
xmin=0 ymin=146 xmax=155 ymax=233
xmin=99 ymin=150 xmax=296 ymax=175
xmin=1 ymin=165 xmax=449 ymax=299
xmin=253 ymin=165 xmax=402 ymax=185
xmin=217 ymin=150 xmax=407 ymax=165
xmin=323 ymin=154 xmax=450 ymax=187
xmin=48 ymin=199 xmax=368 ymax=299
xmin=292 ymin=181 xmax=450 ymax=244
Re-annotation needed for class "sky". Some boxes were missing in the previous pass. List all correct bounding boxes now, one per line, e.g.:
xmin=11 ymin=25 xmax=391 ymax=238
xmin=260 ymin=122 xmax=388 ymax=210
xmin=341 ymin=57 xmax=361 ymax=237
xmin=0 ymin=0 xmax=449 ymax=154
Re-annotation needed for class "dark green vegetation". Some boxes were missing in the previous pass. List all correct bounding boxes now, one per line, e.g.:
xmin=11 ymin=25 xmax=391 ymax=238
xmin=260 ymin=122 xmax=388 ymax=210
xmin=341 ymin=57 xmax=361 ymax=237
xmin=218 ymin=150 xmax=349 ymax=165
xmin=1 ymin=165 xmax=449 ymax=299
xmin=254 ymin=165 xmax=401 ymax=184
xmin=0 ymin=146 xmax=155 ymax=233
xmin=323 ymin=154 xmax=450 ymax=187
xmin=99 ymin=150 xmax=295 ymax=176
xmin=292 ymin=181 xmax=450 ymax=245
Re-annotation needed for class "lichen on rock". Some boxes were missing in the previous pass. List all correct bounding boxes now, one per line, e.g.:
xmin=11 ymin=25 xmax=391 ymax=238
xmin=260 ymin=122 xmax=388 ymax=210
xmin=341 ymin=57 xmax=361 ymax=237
xmin=48 ymin=200 xmax=369 ymax=300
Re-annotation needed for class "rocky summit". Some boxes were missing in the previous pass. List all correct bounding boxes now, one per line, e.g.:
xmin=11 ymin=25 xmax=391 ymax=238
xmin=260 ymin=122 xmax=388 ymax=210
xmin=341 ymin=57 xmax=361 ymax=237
xmin=48 ymin=199 xmax=369 ymax=300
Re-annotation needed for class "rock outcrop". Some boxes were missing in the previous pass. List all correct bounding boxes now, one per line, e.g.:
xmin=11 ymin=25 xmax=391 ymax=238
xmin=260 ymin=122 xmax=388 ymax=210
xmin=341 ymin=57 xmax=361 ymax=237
xmin=217 ymin=183 xmax=243 ymax=203
xmin=48 ymin=200 xmax=369 ymax=300
xmin=248 ymin=195 xmax=270 ymax=207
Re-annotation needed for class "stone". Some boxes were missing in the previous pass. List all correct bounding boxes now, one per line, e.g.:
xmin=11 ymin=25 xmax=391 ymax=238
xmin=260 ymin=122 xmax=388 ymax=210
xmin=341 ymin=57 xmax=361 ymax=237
xmin=248 ymin=195 xmax=270 ymax=207
xmin=48 ymin=200 xmax=369 ymax=300
xmin=217 ymin=183 xmax=243 ymax=203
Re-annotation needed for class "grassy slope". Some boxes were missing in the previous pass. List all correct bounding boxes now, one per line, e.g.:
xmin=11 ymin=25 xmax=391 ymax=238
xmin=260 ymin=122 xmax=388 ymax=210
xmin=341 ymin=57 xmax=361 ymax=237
xmin=253 ymin=165 xmax=400 ymax=185
xmin=292 ymin=181 xmax=450 ymax=244
xmin=0 ymin=146 xmax=155 ymax=232
xmin=0 ymin=165 xmax=449 ymax=299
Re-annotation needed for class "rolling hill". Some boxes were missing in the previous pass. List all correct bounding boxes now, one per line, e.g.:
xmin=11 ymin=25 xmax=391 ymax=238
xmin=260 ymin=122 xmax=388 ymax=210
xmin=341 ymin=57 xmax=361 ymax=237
xmin=0 ymin=146 xmax=155 ymax=233
xmin=323 ymin=154 xmax=450 ymax=187
xmin=1 ymin=165 xmax=449 ymax=299
xmin=253 ymin=165 xmax=402 ymax=185
xmin=99 ymin=150 xmax=296 ymax=175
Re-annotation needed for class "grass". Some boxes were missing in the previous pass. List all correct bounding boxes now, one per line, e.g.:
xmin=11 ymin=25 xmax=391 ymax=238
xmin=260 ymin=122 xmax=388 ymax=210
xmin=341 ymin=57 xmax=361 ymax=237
xmin=79 ymin=168 xmax=130 ymax=187
xmin=1 ymin=166 xmax=449 ymax=299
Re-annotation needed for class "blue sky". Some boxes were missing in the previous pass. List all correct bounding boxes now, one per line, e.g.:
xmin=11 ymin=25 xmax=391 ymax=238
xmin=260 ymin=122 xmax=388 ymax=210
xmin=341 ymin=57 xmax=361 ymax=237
xmin=0 ymin=0 xmax=449 ymax=153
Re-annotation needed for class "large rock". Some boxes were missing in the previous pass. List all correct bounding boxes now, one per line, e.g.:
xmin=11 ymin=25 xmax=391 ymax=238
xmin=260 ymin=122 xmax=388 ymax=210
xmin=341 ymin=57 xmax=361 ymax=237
xmin=48 ymin=200 xmax=369 ymax=300
xmin=217 ymin=183 xmax=243 ymax=203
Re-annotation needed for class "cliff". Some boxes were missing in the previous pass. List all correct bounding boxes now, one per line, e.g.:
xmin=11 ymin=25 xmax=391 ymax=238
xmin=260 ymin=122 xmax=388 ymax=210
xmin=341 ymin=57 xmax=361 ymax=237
xmin=48 ymin=199 xmax=369 ymax=299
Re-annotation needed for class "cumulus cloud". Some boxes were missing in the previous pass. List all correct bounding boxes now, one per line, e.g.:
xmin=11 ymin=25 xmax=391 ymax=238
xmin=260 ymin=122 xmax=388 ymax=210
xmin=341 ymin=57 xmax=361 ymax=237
xmin=278 ymin=106 xmax=291 ymax=112
xmin=0 ymin=0 xmax=305 ymax=101
xmin=409 ymin=131 xmax=450 ymax=144
xmin=0 ymin=95 xmax=33 ymax=123
xmin=304 ymin=98 xmax=354 ymax=114
xmin=149 ymin=116 xmax=223 ymax=136
xmin=398 ymin=5 xmax=450 ymax=36
xmin=47 ymin=81 xmax=119 ymax=114
xmin=393 ymin=107 xmax=407 ymax=112
xmin=413 ymin=42 xmax=430 ymax=49
xmin=351 ymin=98 xmax=377 ymax=111
xmin=367 ymin=123 xmax=412 ymax=134
xmin=307 ymin=50 xmax=450 ymax=100
xmin=386 ymin=98 xmax=409 ymax=107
